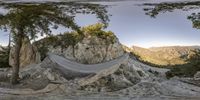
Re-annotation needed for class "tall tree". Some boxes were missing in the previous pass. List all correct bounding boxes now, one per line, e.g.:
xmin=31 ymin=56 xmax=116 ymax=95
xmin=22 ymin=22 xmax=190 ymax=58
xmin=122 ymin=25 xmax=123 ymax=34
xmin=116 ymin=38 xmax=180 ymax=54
xmin=0 ymin=2 xmax=109 ymax=84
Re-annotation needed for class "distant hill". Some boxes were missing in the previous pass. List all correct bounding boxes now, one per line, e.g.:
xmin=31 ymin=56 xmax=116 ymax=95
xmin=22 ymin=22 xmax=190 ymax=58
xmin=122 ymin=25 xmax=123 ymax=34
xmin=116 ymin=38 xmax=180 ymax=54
xmin=130 ymin=46 xmax=200 ymax=67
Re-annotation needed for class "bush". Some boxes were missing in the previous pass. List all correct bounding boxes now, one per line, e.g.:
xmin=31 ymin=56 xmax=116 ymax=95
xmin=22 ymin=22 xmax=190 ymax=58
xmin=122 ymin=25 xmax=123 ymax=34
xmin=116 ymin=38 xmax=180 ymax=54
xmin=81 ymin=23 xmax=116 ymax=44
xmin=166 ymin=50 xmax=200 ymax=78
xmin=37 ymin=45 xmax=49 ymax=61
xmin=166 ymin=62 xmax=200 ymax=78
xmin=62 ymin=32 xmax=84 ymax=47
xmin=0 ymin=46 xmax=10 ymax=68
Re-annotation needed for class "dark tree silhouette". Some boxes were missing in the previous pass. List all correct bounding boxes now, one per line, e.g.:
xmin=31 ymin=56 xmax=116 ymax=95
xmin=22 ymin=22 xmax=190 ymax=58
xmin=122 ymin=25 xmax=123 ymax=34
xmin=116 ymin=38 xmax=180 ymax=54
xmin=143 ymin=1 xmax=200 ymax=29
xmin=0 ymin=2 xmax=109 ymax=84
xmin=143 ymin=1 xmax=200 ymax=18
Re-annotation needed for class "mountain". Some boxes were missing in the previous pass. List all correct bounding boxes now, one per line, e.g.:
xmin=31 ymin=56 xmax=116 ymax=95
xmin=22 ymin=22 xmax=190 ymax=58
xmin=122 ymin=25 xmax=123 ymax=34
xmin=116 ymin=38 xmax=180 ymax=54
xmin=130 ymin=46 xmax=200 ymax=66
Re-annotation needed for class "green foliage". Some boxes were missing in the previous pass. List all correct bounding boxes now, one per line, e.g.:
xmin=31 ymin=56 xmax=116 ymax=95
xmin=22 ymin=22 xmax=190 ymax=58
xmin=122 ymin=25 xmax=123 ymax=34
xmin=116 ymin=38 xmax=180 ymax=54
xmin=143 ymin=1 xmax=200 ymax=29
xmin=166 ymin=63 xmax=200 ymax=79
xmin=0 ymin=2 xmax=110 ymax=62
xmin=0 ymin=46 xmax=10 ymax=68
xmin=188 ymin=13 xmax=200 ymax=29
xmin=37 ymin=46 xmax=49 ymax=61
xmin=0 ymin=2 xmax=110 ymax=55
xmin=82 ymin=23 xmax=116 ymax=44
xmin=0 ymin=2 xmax=109 ymax=39
xmin=144 ymin=1 xmax=200 ymax=18
xmin=62 ymin=32 xmax=84 ymax=47
xmin=34 ymin=23 xmax=116 ymax=59
xmin=0 ymin=2 xmax=110 ymax=84
xmin=37 ymin=23 xmax=116 ymax=47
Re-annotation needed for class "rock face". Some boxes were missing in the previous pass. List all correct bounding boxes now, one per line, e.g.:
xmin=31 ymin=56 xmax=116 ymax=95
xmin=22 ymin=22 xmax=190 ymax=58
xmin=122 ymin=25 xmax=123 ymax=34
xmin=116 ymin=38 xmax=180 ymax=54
xmin=36 ymin=24 xmax=124 ymax=64
xmin=78 ymin=57 xmax=149 ymax=92
xmin=9 ymin=37 xmax=41 ymax=68
xmin=50 ymin=36 xmax=124 ymax=64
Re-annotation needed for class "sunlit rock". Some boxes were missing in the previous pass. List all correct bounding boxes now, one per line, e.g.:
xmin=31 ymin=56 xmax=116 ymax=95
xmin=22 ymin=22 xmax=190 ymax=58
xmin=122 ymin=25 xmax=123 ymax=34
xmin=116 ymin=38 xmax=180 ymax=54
xmin=9 ymin=37 xmax=41 ymax=68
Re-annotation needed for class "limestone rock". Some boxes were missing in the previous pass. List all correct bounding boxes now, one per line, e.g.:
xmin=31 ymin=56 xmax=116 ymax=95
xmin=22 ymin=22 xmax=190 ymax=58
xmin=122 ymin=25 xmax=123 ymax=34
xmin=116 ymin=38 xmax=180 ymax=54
xmin=44 ymin=36 xmax=124 ymax=64
xmin=73 ymin=36 xmax=124 ymax=64
xmin=35 ymin=24 xmax=124 ymax=64
xmin=79 ymin=60 xmax=142 ymax=92
xmin=9 ymin=37 xmax=41 ymax=68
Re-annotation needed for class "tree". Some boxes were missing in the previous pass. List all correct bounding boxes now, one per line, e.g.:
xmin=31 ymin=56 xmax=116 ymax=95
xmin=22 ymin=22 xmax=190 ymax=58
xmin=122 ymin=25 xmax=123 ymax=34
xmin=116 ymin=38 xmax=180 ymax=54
xmin=143 ymin=1 xmax=200 ymax=29
xmin=143 ymin=1 xmax=200 ymax=18
xmin=0 ymin=2 xmax=109 ymax=84
xmin=0 ymin=46 xmax=10 ymax=68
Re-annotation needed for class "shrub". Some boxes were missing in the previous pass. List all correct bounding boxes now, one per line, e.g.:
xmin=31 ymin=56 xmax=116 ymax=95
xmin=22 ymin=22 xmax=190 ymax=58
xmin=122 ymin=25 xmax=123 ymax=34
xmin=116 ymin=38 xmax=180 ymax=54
xmin=166 ymin=62 xmax=200 ymax=78
xmin=0 ymin=46 xmax=10 ymax=68
xmin=82 ymin=23 xmax=116 ymax=44
xmin=62 ymin=32 xmax=84 ymax=47
xmin=37 ymin=45 xmax=49 ymax=61
xmin=166 ymin=50 xmax=200 ymax=78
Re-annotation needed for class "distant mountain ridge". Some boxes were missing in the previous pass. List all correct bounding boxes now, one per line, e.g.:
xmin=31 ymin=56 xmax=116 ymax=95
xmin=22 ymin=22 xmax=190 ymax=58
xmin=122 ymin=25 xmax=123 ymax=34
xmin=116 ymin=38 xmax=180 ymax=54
xmin=130 ymin=45 xmax=200 ymax=66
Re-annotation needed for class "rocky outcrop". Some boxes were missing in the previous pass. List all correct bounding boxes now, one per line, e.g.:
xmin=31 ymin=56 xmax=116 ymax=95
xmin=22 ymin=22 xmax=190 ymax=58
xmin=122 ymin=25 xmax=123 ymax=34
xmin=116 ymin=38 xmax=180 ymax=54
xmin=78 ymin=57 xmax=148 ymax=92
xmin=36 ymin=24 xmax=124 ymax=64
xmin=50 ymin=36 xmax=124 ymax=64
xmin=9 ymin=37 xmax=41 ymax=68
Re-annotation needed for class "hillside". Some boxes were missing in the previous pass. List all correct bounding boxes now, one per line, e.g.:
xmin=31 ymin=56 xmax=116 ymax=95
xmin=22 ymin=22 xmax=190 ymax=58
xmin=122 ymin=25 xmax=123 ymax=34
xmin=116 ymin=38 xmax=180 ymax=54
xmin=130 ymin=46 xmax=200 ymax=67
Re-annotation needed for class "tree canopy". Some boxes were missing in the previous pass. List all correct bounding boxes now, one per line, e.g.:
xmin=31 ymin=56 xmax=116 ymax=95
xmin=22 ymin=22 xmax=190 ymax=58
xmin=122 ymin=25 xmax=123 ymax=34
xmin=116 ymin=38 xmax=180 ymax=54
xmin=0 ymin=2 xmax=110 ymax=40
xmin=0 ymin=1 xmax=110 ymax=84
xmin=143 ymin=1 xmax=200 ymax=29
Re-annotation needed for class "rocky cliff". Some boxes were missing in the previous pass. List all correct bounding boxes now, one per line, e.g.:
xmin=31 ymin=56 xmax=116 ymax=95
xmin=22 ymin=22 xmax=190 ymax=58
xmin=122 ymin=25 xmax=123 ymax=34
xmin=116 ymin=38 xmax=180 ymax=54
xmin=35 ymin=23 xmax=124 ymax=64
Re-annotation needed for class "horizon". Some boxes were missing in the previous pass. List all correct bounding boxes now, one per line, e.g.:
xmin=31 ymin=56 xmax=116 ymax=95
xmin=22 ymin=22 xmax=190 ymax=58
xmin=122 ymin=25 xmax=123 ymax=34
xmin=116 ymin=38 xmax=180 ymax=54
xmin=131 ymin=44 xmax=200 ymax=49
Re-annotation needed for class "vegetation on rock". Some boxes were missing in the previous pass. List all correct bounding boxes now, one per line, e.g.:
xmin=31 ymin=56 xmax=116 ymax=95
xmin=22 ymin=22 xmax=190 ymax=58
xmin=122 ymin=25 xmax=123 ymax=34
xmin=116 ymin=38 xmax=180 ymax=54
xmin=35 ymin=23 xmax=117 ymax=60
xmin=81 ymin=23 xmax=116 ymax=44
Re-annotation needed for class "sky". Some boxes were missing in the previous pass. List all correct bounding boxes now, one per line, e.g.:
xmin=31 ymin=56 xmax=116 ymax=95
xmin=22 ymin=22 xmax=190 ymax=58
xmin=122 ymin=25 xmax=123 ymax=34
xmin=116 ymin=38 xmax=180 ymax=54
xmin=76 ymin=1 xmax=200 ymax=48
xmin=1 ymin=0 xmax=200 ymax=48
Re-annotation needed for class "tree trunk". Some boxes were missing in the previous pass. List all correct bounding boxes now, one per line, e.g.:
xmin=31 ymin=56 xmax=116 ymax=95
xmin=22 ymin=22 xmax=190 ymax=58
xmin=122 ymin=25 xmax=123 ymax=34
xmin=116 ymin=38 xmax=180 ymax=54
xmin=10 ymin=34 xmax=23 ymax=84
xmin=8 ymin=32 xmax=11 ymax=62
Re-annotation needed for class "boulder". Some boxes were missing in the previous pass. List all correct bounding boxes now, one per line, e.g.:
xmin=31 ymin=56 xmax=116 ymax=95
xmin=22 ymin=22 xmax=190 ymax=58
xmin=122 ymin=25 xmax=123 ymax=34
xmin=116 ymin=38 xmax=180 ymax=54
xmin=9 ymin=37 xmax=40 ymax=68
xmin=73 ymin=36 xmax=124 ymax=64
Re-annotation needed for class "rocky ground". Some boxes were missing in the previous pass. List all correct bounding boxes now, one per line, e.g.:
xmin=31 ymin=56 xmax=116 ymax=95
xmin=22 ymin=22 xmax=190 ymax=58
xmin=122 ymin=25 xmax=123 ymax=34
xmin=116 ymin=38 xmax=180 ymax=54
xmin=1 ymin=53 xmax=200 ymax=100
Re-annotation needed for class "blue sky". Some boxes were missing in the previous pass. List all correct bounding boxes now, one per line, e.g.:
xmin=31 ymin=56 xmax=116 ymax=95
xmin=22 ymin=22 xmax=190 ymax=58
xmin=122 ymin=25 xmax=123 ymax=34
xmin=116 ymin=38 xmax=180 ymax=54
xmin=1 ymin=0 xmax=200 ymax=48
